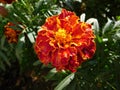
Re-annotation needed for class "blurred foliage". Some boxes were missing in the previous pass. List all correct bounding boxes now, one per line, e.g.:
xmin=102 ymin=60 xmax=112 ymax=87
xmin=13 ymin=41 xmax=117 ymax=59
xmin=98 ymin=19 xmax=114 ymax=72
xmin=0 ymin=0 xmax=120 ymax=90
xmin=58 ymin=0 xmax=120 ymax=26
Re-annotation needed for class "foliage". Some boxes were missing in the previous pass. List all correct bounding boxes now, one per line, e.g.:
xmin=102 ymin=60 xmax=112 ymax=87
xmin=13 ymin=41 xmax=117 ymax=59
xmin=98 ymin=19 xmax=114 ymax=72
xmin=0 ymin=0 xmax=120 ymax=90
xmin=58 ymin=0 xmax=120 ymax=26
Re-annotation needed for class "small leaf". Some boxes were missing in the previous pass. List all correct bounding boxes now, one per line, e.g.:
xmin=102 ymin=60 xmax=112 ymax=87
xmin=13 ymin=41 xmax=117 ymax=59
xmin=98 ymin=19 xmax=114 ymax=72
xmin=15 ymin=41 xmax=24 ymax=61
xmin=114 ymin=29 xmax=120 ymax=40
xmin=102 ymin=18 xmax=113 ymax=35
xmin=54 ymin=73 xmax=75 ymax=90
xmin=65 ymin=78 xmax=77 ymax=90
xmin=33 ymin=60 xmax=41 ymax=66
xmin=0 ymin=61 xmax=6 ymax=71
xmin=21 ymin=0 xmax=27 ymax=6
xmin=27 ymin=31 xmax=36 ymax=43
xmin=75 ymin=0 xmax=82 ymax=2
xmin=0 ymin=36 xmax=7 ymax=51
xmin=45 ymin=68 xmax=57 ymax=81
xmin=64 ymin=0 xmax=73 ymax=10
xmin=33 ymin=0 xmax=44 ymax=15
xmin=80 ymin=13 xmax=86 ymax=22
xmin=0 ymin=51 xmax=11 ymax=66
xmin=96 ymin=35 xmax=102 ymax=43
xmin=112 ymin=20 xmax=120 ymax=29
xmin=20 ymin=31 xmax=35 ymax=43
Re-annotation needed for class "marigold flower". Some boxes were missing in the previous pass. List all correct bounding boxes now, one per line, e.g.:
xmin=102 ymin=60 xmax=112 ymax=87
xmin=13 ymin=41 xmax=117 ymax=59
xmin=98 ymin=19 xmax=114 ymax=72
xmin=34 ymin=9 xmax=96 ymax=72
xmin=0 ymin=0 xmax=16 ymax=4
xmin=4 ymin=22 xmax=21 ymax=43
xmin=0 ymin=6 xmax=8 ymax=17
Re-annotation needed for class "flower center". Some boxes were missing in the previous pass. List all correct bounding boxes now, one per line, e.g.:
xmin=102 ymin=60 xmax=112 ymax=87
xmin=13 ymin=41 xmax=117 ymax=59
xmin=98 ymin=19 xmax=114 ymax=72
xmin=55 ymin=29 xmax=72 ymax=47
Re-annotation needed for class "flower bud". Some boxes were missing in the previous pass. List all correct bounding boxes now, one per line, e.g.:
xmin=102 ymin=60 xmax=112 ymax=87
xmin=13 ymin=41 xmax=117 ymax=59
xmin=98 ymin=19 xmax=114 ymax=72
xmin=0 ymin=6 xmax=8 ymax=17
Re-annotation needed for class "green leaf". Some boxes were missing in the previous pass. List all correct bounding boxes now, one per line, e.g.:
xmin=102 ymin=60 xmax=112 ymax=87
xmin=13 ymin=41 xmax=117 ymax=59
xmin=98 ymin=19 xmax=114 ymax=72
xmin=27 ymin=31 xmax=36 ymax=43
xmin=15 ymin=41 xmax=24 ymax=61
xmin=65 ymin=78 xmax=77 ymax=90
xmin=19 ymin=31 xmax=36 ymax=43
xmin=102 ymin=18 xmax=113 ymax=35
xmin=112 ymin=20 xmax=120 ymax=29
xmin=0 ymin=51 xmax=11 ymax=66
xmin=33 ymin=0 xmax=44 ymax=15
xmin=20 ymin=0 xmax=27 ymax=7
xmin=114 ymin=29 xmax=120 ymax=40
xmin=45 ymin=68 xmax=57 ymax=81
xmin=54 ymin=73 xmax=75 ymax=90
xmin=0 ymin=61 xmax=6 ymax=71
xmin=33 ymin=60 xmax=41 ymax=66
xmin=0 ymin=36 xmax=7 ymax=51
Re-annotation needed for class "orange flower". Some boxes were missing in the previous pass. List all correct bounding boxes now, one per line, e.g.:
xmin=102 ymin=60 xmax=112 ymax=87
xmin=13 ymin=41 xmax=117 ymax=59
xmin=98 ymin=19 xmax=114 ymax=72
xmin=34 ymin=9 xmax=96 ymax=72
xmin=0 ymin=0 xmax=16 ymax=4
xmin=4 ymin=22 xmax=21 ymax=43
xmin=0 ymin=6 xmax=8 ymax=17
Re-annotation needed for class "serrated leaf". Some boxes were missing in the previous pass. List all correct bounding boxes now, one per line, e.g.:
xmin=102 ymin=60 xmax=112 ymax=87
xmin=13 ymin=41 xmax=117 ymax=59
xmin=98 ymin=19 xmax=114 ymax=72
xmin=54 ymin=73 xmax=75 ymax=90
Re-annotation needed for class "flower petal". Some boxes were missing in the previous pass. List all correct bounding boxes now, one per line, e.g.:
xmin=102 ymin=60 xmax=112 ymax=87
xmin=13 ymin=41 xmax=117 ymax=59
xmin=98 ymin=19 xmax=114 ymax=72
xmin=34 ymin=9 xmax=96 ymax=72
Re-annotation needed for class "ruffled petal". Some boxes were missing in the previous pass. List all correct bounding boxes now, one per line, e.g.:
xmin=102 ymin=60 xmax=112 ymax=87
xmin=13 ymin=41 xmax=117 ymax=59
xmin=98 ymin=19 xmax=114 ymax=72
xmin=37 ymin=52 xmax=51 ymax=65
xmin=51 ymin=49 xmax=70 ymax=70
xmin=43 ymin=16 xmax=60 ymax=31
xmin=58 ymin=9 xmax=74 ymax=19
xmin=34 ymin=9 xmax=96 ymax=72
